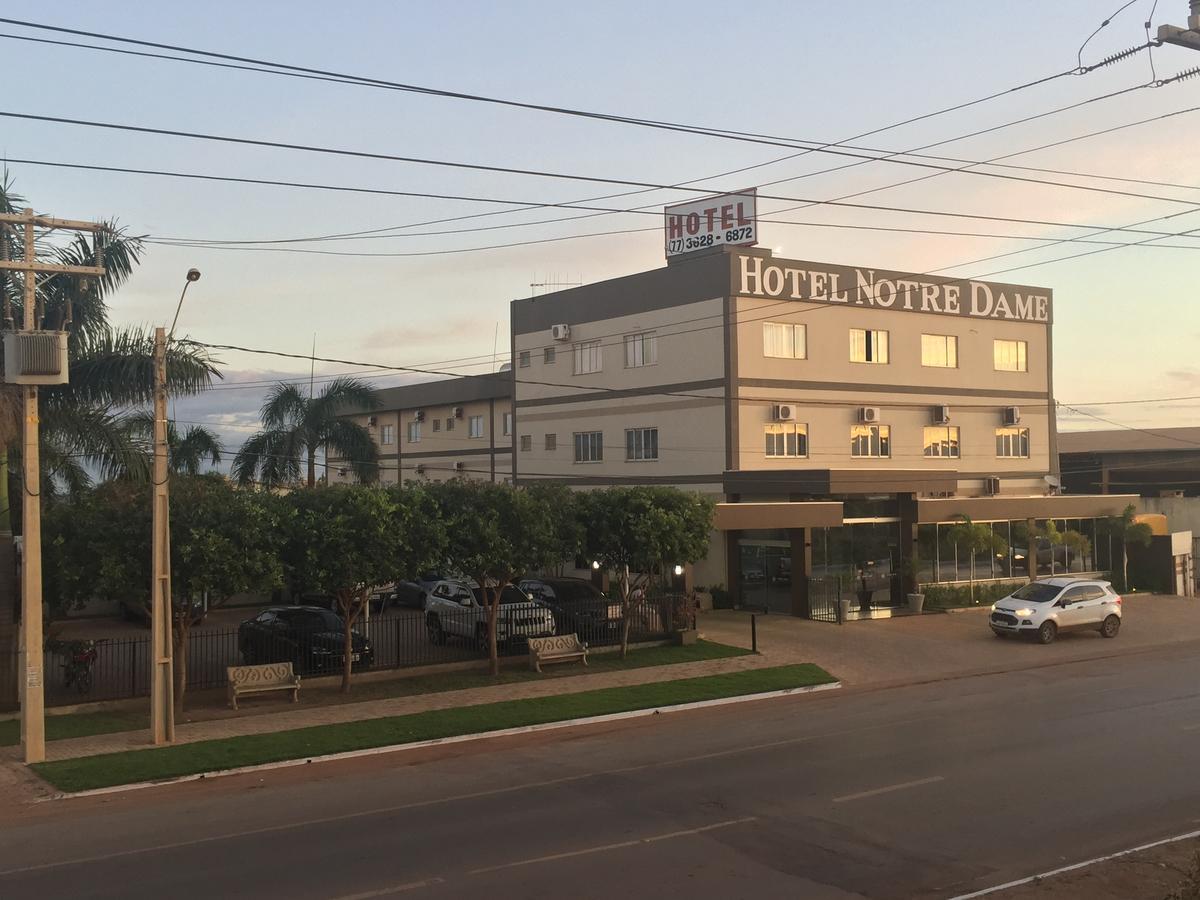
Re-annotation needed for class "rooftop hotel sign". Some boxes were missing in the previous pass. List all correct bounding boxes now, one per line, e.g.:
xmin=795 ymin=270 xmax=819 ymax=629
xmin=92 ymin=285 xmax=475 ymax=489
xmin=665 ymin=189 xmax=757 ymax=258
xmin=735 ymin=254 xmax=1052 ymax=324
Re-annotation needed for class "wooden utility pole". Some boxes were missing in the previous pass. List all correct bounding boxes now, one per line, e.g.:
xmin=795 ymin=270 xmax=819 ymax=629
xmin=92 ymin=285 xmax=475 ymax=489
xmin=0 ymin=209 xmax=106 ymax=764
xmin=150 ymin=326 xmax=174 ymax=744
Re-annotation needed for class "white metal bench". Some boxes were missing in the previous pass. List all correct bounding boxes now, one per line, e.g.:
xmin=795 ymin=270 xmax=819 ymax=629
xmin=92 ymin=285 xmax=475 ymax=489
xmin=227 ymin=662 xmax=301 ymax=710
xmin=527 ymin=634 xmax=588 ymax=673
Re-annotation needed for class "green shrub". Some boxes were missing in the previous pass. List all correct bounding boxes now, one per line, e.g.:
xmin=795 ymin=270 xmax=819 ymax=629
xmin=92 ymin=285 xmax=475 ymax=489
xmin=921 ymin=581 xmax=1020 ymax=609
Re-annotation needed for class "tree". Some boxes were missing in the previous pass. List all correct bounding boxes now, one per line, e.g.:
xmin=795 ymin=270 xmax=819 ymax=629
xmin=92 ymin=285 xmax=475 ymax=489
xmin=0 ymin=175 xmax=220 ymax=520
xmin=944 ymin=515 xmax=1008 ymax=603
xmin=1104 ymin=504 xmax=1153 ymax=591
xmin=521 ymin=482 xmax=584 ymax=574
xmin=43 ymin=477 xmax=285 ymax=709
xmin=126 ymin=413 xmax=223 ymax=475
xmin=432 ymin=479 xmax=560 ymax=676
xmin=281 ymin=486 xmax=407 ymax=691
xmin=580 ymin=487 xmax=715 ymax=657
xmin=232 ymin=378 xmax=381 ymax=488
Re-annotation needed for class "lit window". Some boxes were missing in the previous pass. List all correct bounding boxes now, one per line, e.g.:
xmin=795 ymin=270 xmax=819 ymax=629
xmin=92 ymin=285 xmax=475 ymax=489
xmin=996 ymin=427 xmax=1030 ymax=458
xmin=624 ymin=332 xmax=657 ymax=368
xmin=380 ymin=424 xmax=395 ymax=446
xmin=502 ymin=412 xmax=513 ymax=436
xmin=406 ymin=421 xmax=421 ymax=443
xmin=850 ymin=328 xmax=889 ymax=364
xmin=626 ymin=427 xmax=659 ymax=461
xmin=921 ymin=334 xmax=958 ymax=368
xmin=468 ymin=415 xmax=484 ymax=438
xmin=574 ymin=431 xmax=603 ymax=463
xmin=923 ymin=425 xmax=960 ymax=458
xmin=764 ymin=424 xmax=808 ymax=458
xmin=994 ymin=339 xmax=1027 ymax=372
xmin=850 ymin=424 xmax=890 ymax=457
xmin=763 ymin=322 xmax=806 ymax=359
xmin=574 ymin=340 xmax=602 ymax=375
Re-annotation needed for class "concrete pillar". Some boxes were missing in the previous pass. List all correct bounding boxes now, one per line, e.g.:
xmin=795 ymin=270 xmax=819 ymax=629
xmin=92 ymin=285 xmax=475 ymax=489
xmin=899 ymin=493 xmax=919 ymax=594
xmin=789 ymin=528 xmax=811 ymax=618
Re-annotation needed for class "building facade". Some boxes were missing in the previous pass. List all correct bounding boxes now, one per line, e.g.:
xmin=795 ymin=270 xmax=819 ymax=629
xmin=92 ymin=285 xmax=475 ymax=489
xmin=330 ymin=373 xmax=512 ymax=486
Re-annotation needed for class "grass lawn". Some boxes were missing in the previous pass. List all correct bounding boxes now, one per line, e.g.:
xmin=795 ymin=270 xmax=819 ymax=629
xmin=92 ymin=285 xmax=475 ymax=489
xmin=33 ymin=663 xmax=834 ymax=793
xmin=2 ymin=640 xmax=750 ymax=748
xmin=0 ymin=709 xmax=147 ymax=749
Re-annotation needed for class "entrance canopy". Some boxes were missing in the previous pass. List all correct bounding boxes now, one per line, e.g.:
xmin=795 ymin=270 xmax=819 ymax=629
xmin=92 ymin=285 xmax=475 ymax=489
xmin=714 ymin=501 xmax=843 ymax=531
xmin=915 ymin=494 xmax=1138 ymax=523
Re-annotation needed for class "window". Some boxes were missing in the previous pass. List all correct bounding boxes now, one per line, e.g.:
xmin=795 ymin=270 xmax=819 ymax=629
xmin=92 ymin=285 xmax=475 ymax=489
xmin=764 ymin=423 xmax=808 ymax=458
xmin=763 ymin=322 xmax=806 ymax=359
xmin=444 ymin=417 xmax=454 ymax=432
xmin=432 ymin=419 xmax=441 ymax=433
xmin=545 ymin=434 xmax=557 ymax=451
xmin=850 ymin=328 xmax=889 ymax=364
xmin=543 ymin=347 xmax=556 ymax=364
xmin=921 ymin=334 xmax=958 ymax=368
xmin=573 ymin=340 xmax=602 ymax=375
xmin=624 ymin=332 xmax=658 ymax=368
xmin=502 ymin=412 xmax=513 ymax=436
xmin=518 ymin=350 xmax=531 ymax=368
xmin=468 ymin=415 xmax=484 ymax=438
xmin=994 ymin=339 xmax=1028 ymax=372
xmin=380 ymin=424 xmax=395 ymax=445
xmin=574 ymin=431 xmax=603 ymax=463
xmin=996 ymin=426 xmax=1030 ymax=458
xmin=850 ymin=424 xmax=890 ymax=457
xmin=520 ymin=435 xmax=532 ymax=452
xmin=626 ymin=427 xmax=659 ymax=461
xmin=923 ymin=425 xmax=960 ymax=458
xmin=406 ymin=421 xmax=421 ymax=443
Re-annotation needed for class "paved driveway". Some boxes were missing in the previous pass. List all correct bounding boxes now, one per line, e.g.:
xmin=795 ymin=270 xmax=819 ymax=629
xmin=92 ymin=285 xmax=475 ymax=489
xmin=699 ymin=593 xmax=1200 ymax=687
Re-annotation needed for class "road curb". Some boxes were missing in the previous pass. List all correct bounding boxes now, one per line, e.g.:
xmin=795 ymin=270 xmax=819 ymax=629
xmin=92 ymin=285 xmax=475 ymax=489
xmin=46 ymin=681 xmax=841 ymax=799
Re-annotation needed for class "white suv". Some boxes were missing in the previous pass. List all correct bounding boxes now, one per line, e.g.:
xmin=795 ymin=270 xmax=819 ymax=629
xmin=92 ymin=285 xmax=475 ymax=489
xmin=424 ymin=580 xmax=556 ymax=647
xmin=990 ymin=577 xmax=1122 ymax=644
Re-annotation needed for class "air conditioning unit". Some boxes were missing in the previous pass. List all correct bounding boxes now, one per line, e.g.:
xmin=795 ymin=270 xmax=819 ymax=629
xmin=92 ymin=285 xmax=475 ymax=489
xmin=455 ymin=461 xmax=467 ymax=472
xmin=414 ymin=409 xmax=425 ymax=422
xmin=857 ymin=406 xmax=881 ymax=424
xmin=367 ymin=415 xmax=378 ymax=427
xmin=933 ymin=405 xmax=951 ymax=425
xmin=1003 ymin=406 xmax=1021 ymax=426
xmin=985 ymin=476 xmax=1001 ymax=495
xmin=772 ymin=403 xmax=797 ymax=422
xmin=550 ymin=323 xmax=571 ymax=341
xmin=3 ymin=331 xmax=69 ymax=385
xmin=453 ymin=406 xmax=464 ymax=419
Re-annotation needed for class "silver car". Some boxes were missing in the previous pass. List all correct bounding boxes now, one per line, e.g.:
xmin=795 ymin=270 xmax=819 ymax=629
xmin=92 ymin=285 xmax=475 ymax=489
xmin=990 ymin=577 xmax=1122 ymax=644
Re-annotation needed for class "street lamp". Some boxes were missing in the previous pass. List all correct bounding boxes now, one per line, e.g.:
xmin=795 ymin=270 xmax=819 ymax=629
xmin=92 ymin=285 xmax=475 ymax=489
xmin=151 ymin=268 xmax=201 ymax=746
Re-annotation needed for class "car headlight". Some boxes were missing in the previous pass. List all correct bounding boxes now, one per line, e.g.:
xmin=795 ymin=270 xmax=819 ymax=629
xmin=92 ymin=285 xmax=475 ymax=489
xmin=1014 ymin=608 xmax=1034 ymax=618
xmin=990 ymin=603 xmax=997 ymax=612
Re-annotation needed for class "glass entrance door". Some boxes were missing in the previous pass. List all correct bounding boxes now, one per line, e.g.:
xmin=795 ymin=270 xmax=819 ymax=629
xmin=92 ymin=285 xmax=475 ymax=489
xmin=737 ymin=533 xmax=792 ymax=614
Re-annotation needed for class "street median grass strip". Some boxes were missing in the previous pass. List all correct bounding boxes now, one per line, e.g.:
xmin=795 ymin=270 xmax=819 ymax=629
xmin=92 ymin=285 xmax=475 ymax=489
xmin=33 ymin=664 xmax=834 ymax=793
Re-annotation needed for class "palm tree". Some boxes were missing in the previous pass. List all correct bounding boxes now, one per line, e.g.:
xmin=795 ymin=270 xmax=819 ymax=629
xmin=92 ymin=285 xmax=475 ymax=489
xmin=232 ymin=378 xmax=381 ymax=488
xmin=0 ymin=174 xmax=221 ymax=519
xmin=126 ymin=412 xmax=223 ymax=475
xmin=945 ymin=515 xmax=1009 ymax=603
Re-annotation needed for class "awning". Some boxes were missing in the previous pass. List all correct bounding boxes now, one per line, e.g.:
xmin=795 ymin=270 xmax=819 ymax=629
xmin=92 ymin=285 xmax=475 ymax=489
xmin=714 ymin=501 xmax=843 ymax=531
xmin=916 ymin=494 xmax=1139 ymax=524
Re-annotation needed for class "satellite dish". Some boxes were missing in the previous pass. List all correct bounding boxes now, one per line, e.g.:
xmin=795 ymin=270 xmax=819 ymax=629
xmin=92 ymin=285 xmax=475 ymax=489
xmin=1044 ymin=474 xmax=1062 ymax=494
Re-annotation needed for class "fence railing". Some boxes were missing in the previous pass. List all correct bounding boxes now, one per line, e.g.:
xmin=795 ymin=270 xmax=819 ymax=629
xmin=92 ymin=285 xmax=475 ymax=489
xmin=27 ymin=595 xmax=690 ymax=707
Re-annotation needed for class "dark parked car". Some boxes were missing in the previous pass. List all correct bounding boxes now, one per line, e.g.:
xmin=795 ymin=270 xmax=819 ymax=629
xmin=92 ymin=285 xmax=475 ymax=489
xmin=237 ymin=606 xmax=373 ymax=674
xmin=517 ymin=577 xmax=622 ymax=641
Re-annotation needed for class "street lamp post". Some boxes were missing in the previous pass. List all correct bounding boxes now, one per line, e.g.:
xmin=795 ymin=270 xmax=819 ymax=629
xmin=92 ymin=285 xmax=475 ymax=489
xmin=150 ymin=269 xmax=200 ymax=745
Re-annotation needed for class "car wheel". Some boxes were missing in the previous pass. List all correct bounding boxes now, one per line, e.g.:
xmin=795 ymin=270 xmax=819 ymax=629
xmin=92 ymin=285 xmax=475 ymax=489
xmin=426 ymin=614 xmax=446 ymax=645
xmin=1100 ymin=615 xmax=1121 ymax=639
xmin=1037 ymin=620 xmax=1058 ymax=645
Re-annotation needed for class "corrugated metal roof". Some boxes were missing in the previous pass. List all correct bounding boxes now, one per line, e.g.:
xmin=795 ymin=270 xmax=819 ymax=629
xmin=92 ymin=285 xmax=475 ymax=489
xmin=1058 ymin=427 xmax=1200 ymax=454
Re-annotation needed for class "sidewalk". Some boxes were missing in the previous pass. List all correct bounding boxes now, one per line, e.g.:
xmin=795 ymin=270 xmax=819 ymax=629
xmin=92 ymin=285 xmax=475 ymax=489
xmin=3 ymin=647 xmax=776 ymax=764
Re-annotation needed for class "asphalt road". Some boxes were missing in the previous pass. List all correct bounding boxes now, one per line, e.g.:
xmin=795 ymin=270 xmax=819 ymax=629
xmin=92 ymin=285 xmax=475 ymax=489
xmin=4 ymin=642 xmax=1200 ymax=899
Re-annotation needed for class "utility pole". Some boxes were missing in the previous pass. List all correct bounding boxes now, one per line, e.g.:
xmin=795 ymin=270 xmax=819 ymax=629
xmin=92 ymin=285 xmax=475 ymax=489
xmin=1158 ymin=0 xmax=1200 ymax=50
xmin=151 ymin=268 xmax=200 ymax=744
xmin=0 ymin=209 xmax=106 ymax=764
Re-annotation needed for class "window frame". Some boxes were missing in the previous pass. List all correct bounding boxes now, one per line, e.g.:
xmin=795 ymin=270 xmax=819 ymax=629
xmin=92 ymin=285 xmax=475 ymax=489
xmin=468 ymin=415 xmax=484 ymax=439
xmin=623 ymin=331 xmax=658 ymax=368
xmin=380 ymin=424 xmax=395 ymax=446
xmin=850 ymin=424 xmax=891 ymax=458
xmin=764 ymin=423 xmax=809 ymax=458
xmin=406 ymin=421 xmax=421 ymax=443
xmin=849 ymin=328 xmax=890 ymax=364
xmin=544 ymin=433 xmax=557 ymax=451
xmin=921 ymin=333 xmax=958 ymax=368
xmin=573 ymin=430 xmax=604 ymax=463
xmin=502 ymin=411 xmax=513 ymax=436
xmin=993 ymin=339 xmax=1028 ymax=372
xmin=519 ymin=435 xmax=532 ymax=452
xmin=762 ymin=322 xmax=807 ymax=359
xmin=573 ymin=339 xmax=603 ymax=375
xmin=922 ymin=425 xmax=961 ymax=458
xmin=995 ymin=426 xmax=1030 ymax=458
xmin=543 ymin=347 xmax=556 ymax=365
xmin=518 ymin=350 xmax=531 ymax=368
xmin=625 ymin=427 xmax=659 ymax=461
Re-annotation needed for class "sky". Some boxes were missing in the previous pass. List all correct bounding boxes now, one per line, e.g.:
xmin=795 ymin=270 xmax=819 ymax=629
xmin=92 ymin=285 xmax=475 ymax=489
xmin=5 ymin=0 xmax=1200 ymax=453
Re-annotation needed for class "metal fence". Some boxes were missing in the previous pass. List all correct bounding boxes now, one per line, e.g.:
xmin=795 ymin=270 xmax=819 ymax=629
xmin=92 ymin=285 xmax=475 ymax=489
xmin=27 ymin=595 xmax=689 ymax=707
